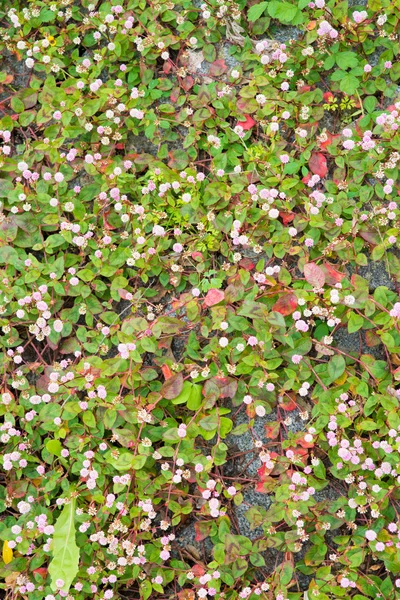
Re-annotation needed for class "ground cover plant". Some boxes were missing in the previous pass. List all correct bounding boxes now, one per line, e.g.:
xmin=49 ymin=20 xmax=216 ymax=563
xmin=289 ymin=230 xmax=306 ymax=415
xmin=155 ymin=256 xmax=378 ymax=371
xmin=1 ymin=0 xmax=400 ymax=598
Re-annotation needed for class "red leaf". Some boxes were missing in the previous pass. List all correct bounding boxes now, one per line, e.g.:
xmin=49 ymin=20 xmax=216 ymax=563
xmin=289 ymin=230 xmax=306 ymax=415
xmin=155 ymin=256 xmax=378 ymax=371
xmin=209 ymin=59 xmax=228 ymax=77
xmin=204 ymin=289 xmax=225 ymax=307
xmin=237 ymin=114 xmax=255 ymax=130
xmin=304 ymin=263 xmax=325 ymax=288
xmin=279 ymin=211 xmax=295 ymax=224
xmin=33 ymin=568 xmax=48 ymax=580
xmin=257 ymin=452 xmax=279 ymax=480
xmin=323 ymin=91 xmax=334 ymax=102
xmin=319 ymin=131 xmax=340 ymax=150
xmin=309 ymin=152 xmax=328 ymax=177
xmin=296 ymin=435 xmax=314 ymax=449
xmin=286 ymin=446 xmax=309 ymax=465
xmin=191 ymin=251 xmax=204 ymax=262
xmin=181 ymin=76 xmax=194 ymax=92
xmin=191 ymin=565 xmax=206 ymax=577
xmin=279 ymin=396 xmax=297 ymax=411
xmin=321 ymin=262 xmax=345 ymax=286
xmin=161 ymin=364 xmax=173 ymax=380
xmin=272 ymin=293 xmax=298 ymax=316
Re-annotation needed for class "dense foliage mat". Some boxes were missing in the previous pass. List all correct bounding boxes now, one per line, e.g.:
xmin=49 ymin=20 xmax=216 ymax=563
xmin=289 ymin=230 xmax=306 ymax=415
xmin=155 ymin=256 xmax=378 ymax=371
xmin=1 ymin=0 xmax=400 ymax=598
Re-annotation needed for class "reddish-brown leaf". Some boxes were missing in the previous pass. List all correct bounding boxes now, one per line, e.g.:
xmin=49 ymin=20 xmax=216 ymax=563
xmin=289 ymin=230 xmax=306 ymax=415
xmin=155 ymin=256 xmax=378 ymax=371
xmin=163 ymin=60 xmax=173 ymax=74
xmin=359 ymin=230 xmax=380 ymax=245
xmin=204 ymin=289 xmax=225 ymax=307
xmin=272 ymin=293 xmax=298 ymax=316
xmin=194 ymin=521 xmax=213 ymax=542
xmin=118 ymin=288 xmax=132 ymax=300
xmin=304 ymin=263 xmax=325 ymax=288
xmin=365 ymin=330 xmax=381 ymax=347
xmin=160 ymin=372 xmax=183 ymax=399
xmin=178 ymin=590 xmax=195 ymax=600
xmin=236 ymin=97 xmax=258 ymax=114
xmin=209 ymin=59 xmax=228 ymax=77
xmin=181 ymin=76 xmax=194 ymax=91
xmin=309 ymin=152 xmax=328 ymax=177
xmin=265 ymin=421 xmax=280 ymax=439
xmin=321 ymin=262 xmax=345 ymax=286
xmin=279 ymin=392 xmax=297 ymax=411
xmin=103 ymin=210 xmax=117 ymax=230
xmin=214 ymin=376 xmax=238 ymax=399
xmin=298 ymin=85 xmax=312 ymax=93
xmin=239 ymin=257 xmax=254 ymax=271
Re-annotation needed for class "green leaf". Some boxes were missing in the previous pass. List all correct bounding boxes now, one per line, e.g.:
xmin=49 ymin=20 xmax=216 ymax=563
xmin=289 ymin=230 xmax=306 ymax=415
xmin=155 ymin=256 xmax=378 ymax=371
xmin=82 ymin=411 xmax=96 ymax=429
xmin=105 ymin=449 xmax=135 ymax=471
xmin=364 ymin=96 xmax=377 ymax=113
xmin=336 ymin=52 xmax=359 ymax=70
xmin=199 ymin=414 xmax=219 ymax=431
xmin=328 ymin=354 xmax=346 ymax=380
xmin=131 ymin=455 xmax=147 ymax=470
xmin=339 ymin=74 xmax=359 ymax=95
xmin=266 ymin=311 xmax=286 ymax=328
xmin=49 ymin=498 xmax=79 ymax=593
xmin=187 ymin=384 xmax=202 ymax=410
xmin=267 ymin=1 xmax=302 ymax=23
xmin=11 ymin=96 xmax=25 ymax=113
xmin=247 ymin=1 xmax=268 ymax=21
xmin=348 ymin=312 xmax=364 ymax=333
